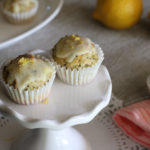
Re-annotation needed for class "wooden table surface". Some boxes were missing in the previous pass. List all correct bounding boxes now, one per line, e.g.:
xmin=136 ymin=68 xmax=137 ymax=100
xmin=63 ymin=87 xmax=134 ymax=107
xmin=0 ymin=0 xmax=150 ymax=104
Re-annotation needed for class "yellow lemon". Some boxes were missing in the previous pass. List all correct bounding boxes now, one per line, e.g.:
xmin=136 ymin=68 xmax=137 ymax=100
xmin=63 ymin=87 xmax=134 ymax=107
xmin=93 ymin=0 xmax=143 ymax=29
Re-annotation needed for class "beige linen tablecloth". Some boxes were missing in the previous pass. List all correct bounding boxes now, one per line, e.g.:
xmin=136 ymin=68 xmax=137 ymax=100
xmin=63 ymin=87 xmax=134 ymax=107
xmin=0 ymin=0 xmax=150 ymax=104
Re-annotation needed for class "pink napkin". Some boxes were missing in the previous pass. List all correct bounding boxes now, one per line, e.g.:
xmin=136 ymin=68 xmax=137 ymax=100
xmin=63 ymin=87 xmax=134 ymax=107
xmin=113 ymin=99 xmax=150 ymax=147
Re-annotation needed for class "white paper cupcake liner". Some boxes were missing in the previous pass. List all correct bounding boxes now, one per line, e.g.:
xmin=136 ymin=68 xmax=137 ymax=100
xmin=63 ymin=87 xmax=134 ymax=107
xmin=51 ymin=44 xmax=104 ymax=85
xmin=2 ymin=0 xmax=39 ymax=24
xmin=0 ymin=55 xmax=56 ymax=105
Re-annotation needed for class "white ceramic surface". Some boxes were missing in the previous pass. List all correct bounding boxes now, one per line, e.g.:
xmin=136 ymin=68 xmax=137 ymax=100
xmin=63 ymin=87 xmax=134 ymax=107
xmin=0 ymin=96 xmax=146 ymax=150
xmin=0 ymin=61 xmax=112 ymax=129
xmin=10 ymin=128 xmax=91 ymax=150
xmin=0 ymin=0 xmax=63 ymax=49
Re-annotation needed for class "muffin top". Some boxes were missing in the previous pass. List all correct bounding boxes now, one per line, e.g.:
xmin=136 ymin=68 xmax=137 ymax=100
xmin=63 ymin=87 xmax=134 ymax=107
xmin=53 ymin=34 xmax=99 ymax=70
xmin=3 ymin=54 xmax=55 ymax=90
xmin=3 ymin=0 xmax=37 ymax=13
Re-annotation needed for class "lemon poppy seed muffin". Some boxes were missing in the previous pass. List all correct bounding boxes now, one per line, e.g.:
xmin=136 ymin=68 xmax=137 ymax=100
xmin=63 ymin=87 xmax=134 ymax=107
xmin=2 ymin=0 xmax=39 ymax=24
xmin=52 ymin=34 xmax=104 ymax=85
xmin=2 ymin=54 xmax=56 ymax=104
xmin=53 ymin=34 xmax=99 ymax=70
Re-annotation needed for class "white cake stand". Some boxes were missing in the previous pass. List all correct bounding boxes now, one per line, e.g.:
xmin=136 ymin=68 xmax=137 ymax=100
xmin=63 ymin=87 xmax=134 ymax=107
xmin=0 ymin=50 xmax=112 ymax=150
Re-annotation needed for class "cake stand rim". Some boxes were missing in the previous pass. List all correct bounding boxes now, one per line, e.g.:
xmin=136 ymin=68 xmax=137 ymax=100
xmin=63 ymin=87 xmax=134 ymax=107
xmin=0 ymin=64 xmax=112 ymax=130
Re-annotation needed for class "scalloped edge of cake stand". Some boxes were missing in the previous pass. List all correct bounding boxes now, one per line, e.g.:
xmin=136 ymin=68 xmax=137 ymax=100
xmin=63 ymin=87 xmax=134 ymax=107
xmin=0 ymin=65 xmax=112 ymax=129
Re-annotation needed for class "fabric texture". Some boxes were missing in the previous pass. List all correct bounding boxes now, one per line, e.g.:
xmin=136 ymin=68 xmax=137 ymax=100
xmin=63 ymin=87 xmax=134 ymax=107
xmin=113 ymin=99 xmax=150 ymax=147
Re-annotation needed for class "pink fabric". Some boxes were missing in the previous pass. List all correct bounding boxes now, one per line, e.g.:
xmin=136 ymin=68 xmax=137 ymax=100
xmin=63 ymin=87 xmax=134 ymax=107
xmin=113 ymin=99 xmax=150 ymax=147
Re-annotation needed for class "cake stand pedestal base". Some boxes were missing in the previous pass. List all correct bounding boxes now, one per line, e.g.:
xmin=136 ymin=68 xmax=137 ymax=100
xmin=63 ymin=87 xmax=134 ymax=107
xmin=10 ymin=128 xmax=91 ymax=150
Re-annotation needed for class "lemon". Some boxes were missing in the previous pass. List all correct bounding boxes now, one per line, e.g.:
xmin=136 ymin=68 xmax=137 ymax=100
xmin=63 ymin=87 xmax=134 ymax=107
xmin=93 ymin=0 xmax=143 ymax=29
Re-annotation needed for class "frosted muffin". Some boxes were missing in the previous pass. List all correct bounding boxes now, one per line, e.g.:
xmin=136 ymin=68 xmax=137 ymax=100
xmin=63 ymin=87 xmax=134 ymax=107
xmin=2 ymin=54 xmax=56 ymax=104
xmin=51 ymin=34 xmax=104 ymax=85
xmin=2 ymin=0 xmax=39 ymax=24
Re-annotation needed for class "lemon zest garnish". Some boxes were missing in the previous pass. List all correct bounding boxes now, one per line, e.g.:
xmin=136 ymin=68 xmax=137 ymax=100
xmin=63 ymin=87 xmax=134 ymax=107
xmin=71 ymin=34 xmax=76 ymax=38
xmin=18 ymin=57 xmax=34 ymax=66
xmin=74 ymin=37 xmax=80 ymax=41
xmin=71 ymin=34 xmax=80 ymax=41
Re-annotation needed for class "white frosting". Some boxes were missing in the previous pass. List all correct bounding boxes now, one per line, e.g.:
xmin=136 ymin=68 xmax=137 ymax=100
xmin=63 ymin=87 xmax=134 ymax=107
xmin=5 ymin=56 xmax=54 ymax=90
xmin=55 ymin=35 xmax=96 ymax=62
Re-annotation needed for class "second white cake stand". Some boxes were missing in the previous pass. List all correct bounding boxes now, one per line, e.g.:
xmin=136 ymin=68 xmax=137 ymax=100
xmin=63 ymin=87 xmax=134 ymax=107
xmin=0 ymin=50 xmax=112 ymax=150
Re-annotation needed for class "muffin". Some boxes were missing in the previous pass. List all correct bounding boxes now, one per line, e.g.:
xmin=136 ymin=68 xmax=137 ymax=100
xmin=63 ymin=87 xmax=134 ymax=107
xmin=2 ymin=0 xmax=39 ymax=24
xmin=51 ymin=34 xmax=104 ymax=85
xmin=1 ymin=54 xmax=56 ymax=104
